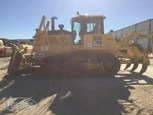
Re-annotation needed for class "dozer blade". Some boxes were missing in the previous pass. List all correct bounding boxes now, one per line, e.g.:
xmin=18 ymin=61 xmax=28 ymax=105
xmin=124 ymin=63 xmax=131 ymax=70
xmin=130 ymin=62 xmax=139 ymax=72
xmin=138 ymin=64 xmax=148 ymax=75
xmin=7 ymin=50 xmax=22 ymax=76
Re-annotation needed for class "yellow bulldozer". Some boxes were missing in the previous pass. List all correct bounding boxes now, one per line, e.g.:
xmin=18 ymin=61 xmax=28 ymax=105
xmin=7 ymin=12 xmax=153 ymax=77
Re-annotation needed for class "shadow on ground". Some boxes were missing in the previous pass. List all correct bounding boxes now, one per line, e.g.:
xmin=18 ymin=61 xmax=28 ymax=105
xmin=0 ymin=72 xmax=153 ymax=115
xmin=0 ymin=65 xmax=8 ymax=70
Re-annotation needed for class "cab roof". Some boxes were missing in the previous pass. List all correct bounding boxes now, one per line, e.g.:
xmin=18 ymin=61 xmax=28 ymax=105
xmin=71 ymin=14 xmax=106 ymax=20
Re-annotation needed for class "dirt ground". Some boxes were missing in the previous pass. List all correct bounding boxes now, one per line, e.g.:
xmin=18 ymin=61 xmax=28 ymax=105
xmin=0 ymin=56 xmax=153 ymax=115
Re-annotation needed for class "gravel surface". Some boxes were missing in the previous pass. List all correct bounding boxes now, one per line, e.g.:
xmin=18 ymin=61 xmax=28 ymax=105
xmin=0 ymin=56 xmax=153 ymax=115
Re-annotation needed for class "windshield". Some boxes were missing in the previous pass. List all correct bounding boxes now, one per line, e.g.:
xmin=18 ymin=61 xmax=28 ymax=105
xmin=71 ymin=16 xmax=104 ymax=44
xmin=72 ymin=21 xmax=81 ymax=44
xmin=86 ymin=18 xmax=102 ymax=32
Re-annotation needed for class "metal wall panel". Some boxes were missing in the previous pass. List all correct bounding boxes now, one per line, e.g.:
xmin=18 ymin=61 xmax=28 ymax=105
xmin=136 ymin=21 xmax=149 ymax=32
xmin=123 ymin=25 xmax=135 ymax=37
xmin=116 ymin=30 xmax=122 ymax=38
xmin=111 ymin=19 xmax=153 ymax=38
xmin=137 ymin=29 xmax=149 ymax=34
xmin=111 ymin=19 xmax=153 ymax=51
xmin=151 ymin=20 xmax=153 ymax=34
xmin=137 ymin=38 xmax=150 ymax=49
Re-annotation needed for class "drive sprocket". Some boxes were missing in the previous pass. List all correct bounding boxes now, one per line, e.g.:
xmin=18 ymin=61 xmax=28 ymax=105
xmin=101 ymin=53 xmax=120 ymax=77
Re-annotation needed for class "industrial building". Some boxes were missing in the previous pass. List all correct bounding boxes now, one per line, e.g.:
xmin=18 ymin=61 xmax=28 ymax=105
xmin=10 ymin=39 xmax=34 ymax=46
xmin=0 ymin=38 xmax=34 ymax=46
xmin=111 ymin=19 xmax=153 ymax=50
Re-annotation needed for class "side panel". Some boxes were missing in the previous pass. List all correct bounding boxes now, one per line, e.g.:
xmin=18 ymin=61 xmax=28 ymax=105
xmin=81 ymin=33 xmax=116 ymax=50
xmin=34 ymin=35 xmax=73 ymax=60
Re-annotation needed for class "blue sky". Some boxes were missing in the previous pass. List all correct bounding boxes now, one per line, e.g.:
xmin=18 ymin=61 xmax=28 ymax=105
xmin=0 ymin=0 xmax=153 ymax=39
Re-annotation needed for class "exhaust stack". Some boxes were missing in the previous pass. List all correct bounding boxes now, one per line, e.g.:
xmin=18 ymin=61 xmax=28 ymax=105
xmin=51 ymin=16 xmax=57 ymax=31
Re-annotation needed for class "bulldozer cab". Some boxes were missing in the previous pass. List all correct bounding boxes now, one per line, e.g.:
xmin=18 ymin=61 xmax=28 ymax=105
xmin=71 ymin=15 xmax=105 ymax=44
xmin=71 ymin=14 xmax=117 ymax=50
